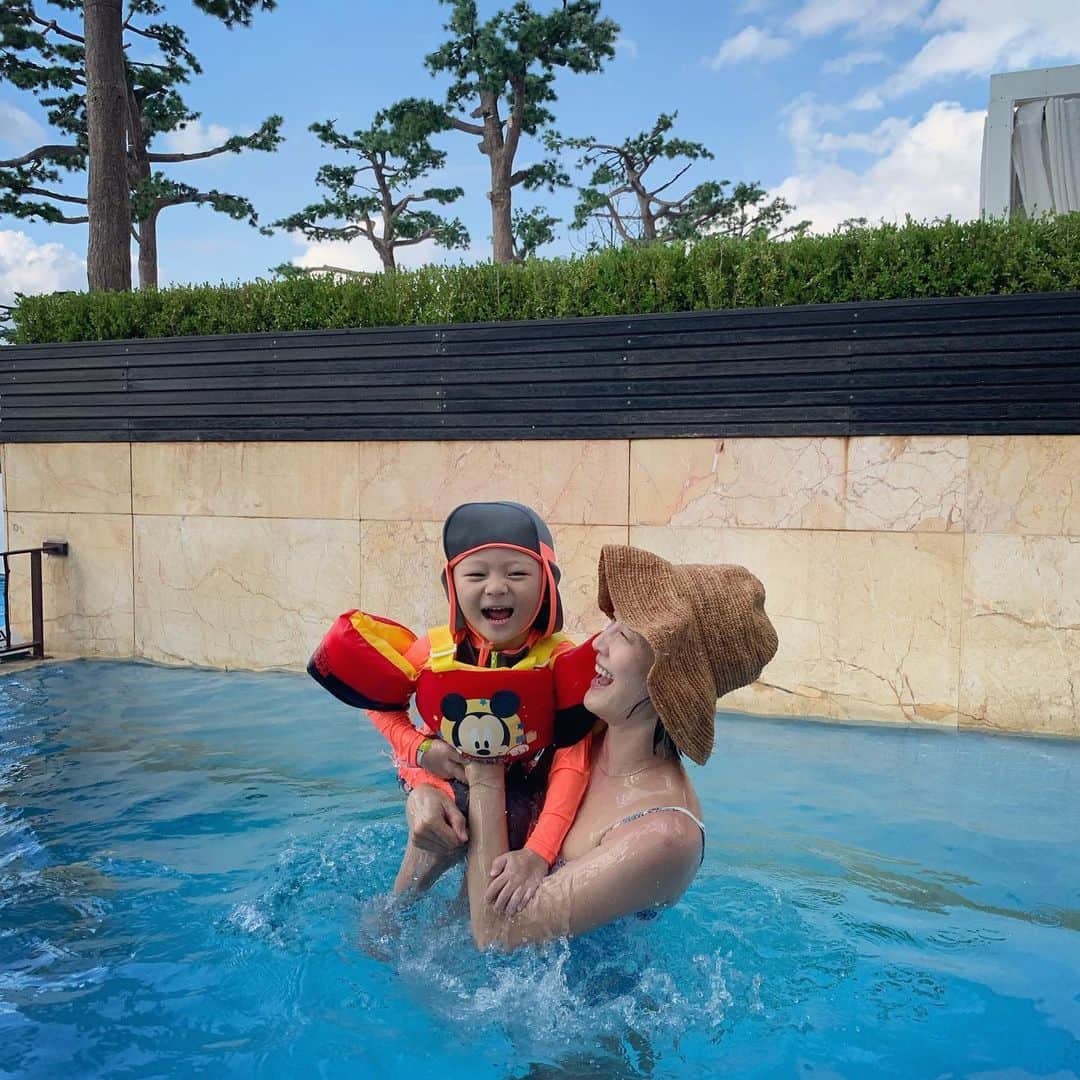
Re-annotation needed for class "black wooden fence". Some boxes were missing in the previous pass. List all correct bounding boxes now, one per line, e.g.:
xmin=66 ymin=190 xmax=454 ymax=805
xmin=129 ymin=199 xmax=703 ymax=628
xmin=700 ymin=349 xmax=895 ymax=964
xmin=2 ymin=291 xmax=1078 ymax=441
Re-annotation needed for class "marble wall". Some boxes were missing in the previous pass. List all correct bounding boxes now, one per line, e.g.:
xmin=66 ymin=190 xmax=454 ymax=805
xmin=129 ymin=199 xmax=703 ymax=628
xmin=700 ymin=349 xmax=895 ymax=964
xmin=3 ymin=434 xmax=1077 ymax=737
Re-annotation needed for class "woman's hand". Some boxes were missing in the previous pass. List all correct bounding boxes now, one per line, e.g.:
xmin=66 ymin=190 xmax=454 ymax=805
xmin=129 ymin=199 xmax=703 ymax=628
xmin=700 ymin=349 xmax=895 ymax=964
xmin=419 ymin=739 xmax=467 ymax=783
xmin=405 ymin=784 xmax=468 ymax=855
xmin=485 ymin=849 xmax=549 ymax=917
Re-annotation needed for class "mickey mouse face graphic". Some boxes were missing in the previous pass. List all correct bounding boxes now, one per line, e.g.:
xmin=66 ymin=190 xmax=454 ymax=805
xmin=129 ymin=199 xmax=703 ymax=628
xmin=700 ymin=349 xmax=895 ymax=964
xmin=439 ymin=690 xmax=523 ymax=758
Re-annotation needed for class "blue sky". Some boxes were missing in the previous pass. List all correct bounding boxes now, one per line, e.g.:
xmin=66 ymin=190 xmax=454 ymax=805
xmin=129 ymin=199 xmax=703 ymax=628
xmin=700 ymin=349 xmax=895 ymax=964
xmin=1 ymin=0 xmax=1079 ymax=303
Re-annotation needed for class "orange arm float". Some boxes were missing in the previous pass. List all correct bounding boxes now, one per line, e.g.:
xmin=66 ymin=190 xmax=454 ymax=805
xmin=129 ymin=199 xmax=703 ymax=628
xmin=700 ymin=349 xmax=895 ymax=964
xmin=308 ymin=611 xmax=419 ymax=710
xmin=551 ymin=634 xmax=599 ymax=748
xmin=362 ymin=636 xmax=432 ymax=770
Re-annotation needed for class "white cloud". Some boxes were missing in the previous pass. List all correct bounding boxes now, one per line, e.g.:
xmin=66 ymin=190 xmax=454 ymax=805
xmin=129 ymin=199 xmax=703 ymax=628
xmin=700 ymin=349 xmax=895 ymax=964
xmin=162 ymin=119 xmax=232 ymax=156
xmin=0 ymin=230 xmax=85 ymax=307
xmin=773 ymin=100 xmax=986 ymax=232
xmin=782 ymin=95 xmax=846 ymax=171
xmin=292 ymin=236 xmax=393 ymax=276
xmin=818 ymin=115 xmax=913 ymax=154
xmin=880 ymin=0 xmax=1080 ymax=98
xmin=789 ymin=0 xmax=929 ymax=38
xmin=0 ymin=101 xmax=44 ymax=146
xmin=615 ymin=36 xmax=639 ymax=60
xmin=850 ymin=89 xmax=886 ymax=110
xmin=707 ymin=25 xmax=793 ymax=67
xmin=823 ymin=49 xmax=888 ymax=75
xmin=288 ymin=227 xmax=476 ymax=276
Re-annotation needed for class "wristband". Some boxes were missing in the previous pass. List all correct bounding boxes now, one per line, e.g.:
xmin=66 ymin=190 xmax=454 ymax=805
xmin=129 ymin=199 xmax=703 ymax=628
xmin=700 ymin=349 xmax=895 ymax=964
xmin=415 ymin=737 xmax=434 ymax=767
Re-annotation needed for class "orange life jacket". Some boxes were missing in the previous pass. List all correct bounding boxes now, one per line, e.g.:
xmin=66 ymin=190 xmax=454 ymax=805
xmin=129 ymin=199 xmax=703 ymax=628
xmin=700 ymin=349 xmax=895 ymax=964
xmin=308 ymin=614 xmax=597 ymax=761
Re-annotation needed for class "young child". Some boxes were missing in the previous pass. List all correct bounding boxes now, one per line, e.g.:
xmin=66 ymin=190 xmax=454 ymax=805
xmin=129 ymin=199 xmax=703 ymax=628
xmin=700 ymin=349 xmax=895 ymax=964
xmin=309 ymin=500 xmax=597 ymax=907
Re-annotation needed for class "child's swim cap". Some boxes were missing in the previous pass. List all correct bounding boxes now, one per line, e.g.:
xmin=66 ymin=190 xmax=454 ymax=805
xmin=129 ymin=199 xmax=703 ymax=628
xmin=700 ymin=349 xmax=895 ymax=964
xmin=441 ymin=501 xmax=564 ymax=643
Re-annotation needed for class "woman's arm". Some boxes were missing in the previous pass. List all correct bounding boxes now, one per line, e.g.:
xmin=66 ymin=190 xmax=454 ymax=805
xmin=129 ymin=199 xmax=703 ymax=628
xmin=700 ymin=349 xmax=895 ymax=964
xmin=465 ymin=760 xmax=701 ymax=950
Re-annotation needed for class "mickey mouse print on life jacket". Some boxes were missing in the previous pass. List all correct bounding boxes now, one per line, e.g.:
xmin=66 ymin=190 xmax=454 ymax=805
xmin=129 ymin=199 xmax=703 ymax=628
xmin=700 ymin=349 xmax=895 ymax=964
xmin=438 ymin=690 xmax=532 ymax=759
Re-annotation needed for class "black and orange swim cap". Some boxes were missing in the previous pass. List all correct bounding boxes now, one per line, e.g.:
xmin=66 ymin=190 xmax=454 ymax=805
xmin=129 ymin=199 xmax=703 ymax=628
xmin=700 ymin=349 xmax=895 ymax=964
xmin=441 ymin=501 xmax=564 ymax=642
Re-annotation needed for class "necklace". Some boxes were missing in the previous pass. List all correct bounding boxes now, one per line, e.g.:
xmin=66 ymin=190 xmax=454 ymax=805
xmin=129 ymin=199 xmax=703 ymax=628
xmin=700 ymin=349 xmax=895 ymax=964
xmin=596 ymin=759 xmax=667 ymax=779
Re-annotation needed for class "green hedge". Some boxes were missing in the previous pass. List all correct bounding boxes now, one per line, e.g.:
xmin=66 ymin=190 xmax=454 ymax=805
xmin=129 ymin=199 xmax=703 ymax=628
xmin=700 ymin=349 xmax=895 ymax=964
xmin=11 ymin=216 xmax=1080 ymax=344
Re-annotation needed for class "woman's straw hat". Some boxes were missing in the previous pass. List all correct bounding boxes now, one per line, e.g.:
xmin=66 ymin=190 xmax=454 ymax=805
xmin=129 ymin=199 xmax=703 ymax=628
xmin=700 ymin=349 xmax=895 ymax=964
xmin=597 ymin=545 xmax=778 ymax=765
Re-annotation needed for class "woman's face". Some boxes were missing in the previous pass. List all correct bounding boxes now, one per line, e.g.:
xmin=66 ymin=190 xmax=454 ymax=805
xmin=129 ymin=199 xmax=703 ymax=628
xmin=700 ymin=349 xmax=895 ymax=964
xmin=584 ymin=616 xmax=655 ymax=722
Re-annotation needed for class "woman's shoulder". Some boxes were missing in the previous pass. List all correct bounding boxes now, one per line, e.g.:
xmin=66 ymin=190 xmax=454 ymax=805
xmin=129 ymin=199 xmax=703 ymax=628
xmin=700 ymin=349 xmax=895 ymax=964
xmin=551 ymin=804 xmax=701 ymax=938
xmin=603 ymin=802 xmax=704 ymax=865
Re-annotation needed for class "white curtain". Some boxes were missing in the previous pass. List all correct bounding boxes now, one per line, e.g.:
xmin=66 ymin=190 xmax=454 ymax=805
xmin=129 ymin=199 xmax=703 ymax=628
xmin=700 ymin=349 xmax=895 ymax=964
xmin=1011 ymin=95 xmax=1080 ymax=217
xmin=1045 ymin=96 xmax=1080 ymax=213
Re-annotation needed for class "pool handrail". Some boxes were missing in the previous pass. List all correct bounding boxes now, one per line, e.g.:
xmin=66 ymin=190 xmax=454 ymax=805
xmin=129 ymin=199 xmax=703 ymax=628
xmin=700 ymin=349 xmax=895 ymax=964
xmin=0 ymin=540 xmax=68 ymax=660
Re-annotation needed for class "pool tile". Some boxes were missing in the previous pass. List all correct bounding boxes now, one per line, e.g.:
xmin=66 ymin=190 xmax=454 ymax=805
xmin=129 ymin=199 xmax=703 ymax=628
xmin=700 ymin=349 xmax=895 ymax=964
xmin=356 ymin=440 xmax=629 ymax=525
xmin=960 ymin=534 xmax=1080 ymax=736
xmin=131 ymin=442 xmax=360 ymax=520
xmin=133 ymin=515 xmax=361 ymax=670
xmin=631 ymin=525 xmax=962 ymax=728
xmin=844 ymin=436 xmax=967 ymax=532
xmin=966 ymin=436 xmax=1080 ymax=536
xmin=3 ymin=443 xmax=131 ymax=515
xmin=5 ymin=512 xmax=134 ymax=657
xmin=358 ymin=520 xmax=627 ymax=642
xmin=630 ymin=437 xmax=846 ymax=530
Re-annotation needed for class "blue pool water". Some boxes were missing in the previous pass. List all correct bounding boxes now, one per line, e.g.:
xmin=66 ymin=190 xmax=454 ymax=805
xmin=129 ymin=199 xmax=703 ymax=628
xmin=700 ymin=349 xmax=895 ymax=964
xmin=1 ymin=661 xmax=1077 ymax=1079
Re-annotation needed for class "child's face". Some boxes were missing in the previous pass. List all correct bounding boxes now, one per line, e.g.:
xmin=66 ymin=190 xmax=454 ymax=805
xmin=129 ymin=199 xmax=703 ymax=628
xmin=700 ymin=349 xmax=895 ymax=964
xmin=451 ymin=548 xmax=544 ymax=649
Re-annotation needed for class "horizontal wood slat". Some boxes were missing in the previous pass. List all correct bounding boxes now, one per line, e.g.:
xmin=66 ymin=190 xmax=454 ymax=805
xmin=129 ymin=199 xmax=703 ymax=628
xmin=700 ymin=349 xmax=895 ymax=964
xmin=3 ymin=291 xmax=1078 ymax=440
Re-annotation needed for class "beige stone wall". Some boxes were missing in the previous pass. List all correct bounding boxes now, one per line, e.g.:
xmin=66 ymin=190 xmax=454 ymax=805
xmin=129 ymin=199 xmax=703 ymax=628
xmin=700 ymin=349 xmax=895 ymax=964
xmin=3 ymin=435 xmax=1077 ymax=737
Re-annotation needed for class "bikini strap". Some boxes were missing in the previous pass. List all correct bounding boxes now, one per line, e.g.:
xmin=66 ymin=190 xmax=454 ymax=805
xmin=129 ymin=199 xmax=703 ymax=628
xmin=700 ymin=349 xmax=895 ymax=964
xmin=596 ymin=805 xmax=707 ymax=864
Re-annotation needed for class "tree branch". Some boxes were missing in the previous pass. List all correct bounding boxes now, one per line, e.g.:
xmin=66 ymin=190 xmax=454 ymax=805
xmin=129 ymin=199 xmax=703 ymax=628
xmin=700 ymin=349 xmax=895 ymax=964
xmin=291 ymin=264 xmax=375 ymax=279
xmin=125 ymin=22 xmax=172 ymax=44
xmin=28 ymin=8 xmax=85 ymax=44
xmin=605 ymin=196 xmax=634 ymax=243
xmin=393 ymin=228 xmax=437 ymax=248
xmin=0 ymin=144 xmax=85 ymax=168
xmin=146 ymin=142 xmax=234 ymax=164
xmin=649 ymin=162 xmax=694 ymax=202
xmin=448 ymin=114 xmax=485 ymax=137
xmin=125 ymin=58 xmax=180 ymax=73
xmin=503 ymin=76 xmax=526 ymax=163
xmin=20 ymin=185 xmax=88 ymax=207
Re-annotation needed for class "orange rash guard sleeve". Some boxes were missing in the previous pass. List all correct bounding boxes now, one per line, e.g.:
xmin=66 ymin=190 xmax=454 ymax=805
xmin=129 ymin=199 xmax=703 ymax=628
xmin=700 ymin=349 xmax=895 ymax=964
xmin=525 ymin=735 xmax=593 ymax=866
xmin=365 ymin=635 xmax=452 ymax=796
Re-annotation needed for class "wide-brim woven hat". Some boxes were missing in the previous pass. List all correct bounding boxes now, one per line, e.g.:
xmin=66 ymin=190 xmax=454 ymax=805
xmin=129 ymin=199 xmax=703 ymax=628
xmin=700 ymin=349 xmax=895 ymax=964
xmin=597 ymin=545 xmax=778 ymax=765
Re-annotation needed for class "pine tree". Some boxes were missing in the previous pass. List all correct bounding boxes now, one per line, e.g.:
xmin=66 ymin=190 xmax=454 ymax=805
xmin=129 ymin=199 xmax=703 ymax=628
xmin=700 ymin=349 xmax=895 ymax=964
xmin=0 ymin=0 xmax=281 ymax=289
xmin=425 ymin=0 xmax=617 ymax=263
xmin=273 ymin=99 xmax=469 ymax=274
xmin=556 ymin=113 xmax=809 ymax=249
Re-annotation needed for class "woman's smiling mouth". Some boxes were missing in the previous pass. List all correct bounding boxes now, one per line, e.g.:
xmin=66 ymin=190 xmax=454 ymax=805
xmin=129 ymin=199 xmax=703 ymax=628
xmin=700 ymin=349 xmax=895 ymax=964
xmin=591 ymin=661 xmax=614 ymax=688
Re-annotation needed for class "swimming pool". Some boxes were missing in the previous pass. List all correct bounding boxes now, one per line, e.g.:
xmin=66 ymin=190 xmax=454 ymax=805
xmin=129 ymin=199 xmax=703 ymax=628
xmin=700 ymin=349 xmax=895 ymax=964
xmin=1 ymin=661 xmax=1077 ymax=1078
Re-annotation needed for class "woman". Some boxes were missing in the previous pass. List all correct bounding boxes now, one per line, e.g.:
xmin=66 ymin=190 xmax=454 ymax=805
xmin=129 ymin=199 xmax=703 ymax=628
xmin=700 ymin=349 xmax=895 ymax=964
xmin=463 ymin=543 xmax=778 ymax=950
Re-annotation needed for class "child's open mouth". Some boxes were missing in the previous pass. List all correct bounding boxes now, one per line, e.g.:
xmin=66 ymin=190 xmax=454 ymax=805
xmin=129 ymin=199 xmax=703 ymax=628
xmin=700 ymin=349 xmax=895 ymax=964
xmin=482 ymin=606 xmax=514 ymax=625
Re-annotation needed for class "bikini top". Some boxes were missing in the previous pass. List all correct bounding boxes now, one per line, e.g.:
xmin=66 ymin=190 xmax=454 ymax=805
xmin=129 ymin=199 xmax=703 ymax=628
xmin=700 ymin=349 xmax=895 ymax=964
xmin=554 ymin=804 xmax=707 ymax=869
xmin=594 ymin=805 xmax=707 ymax=866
